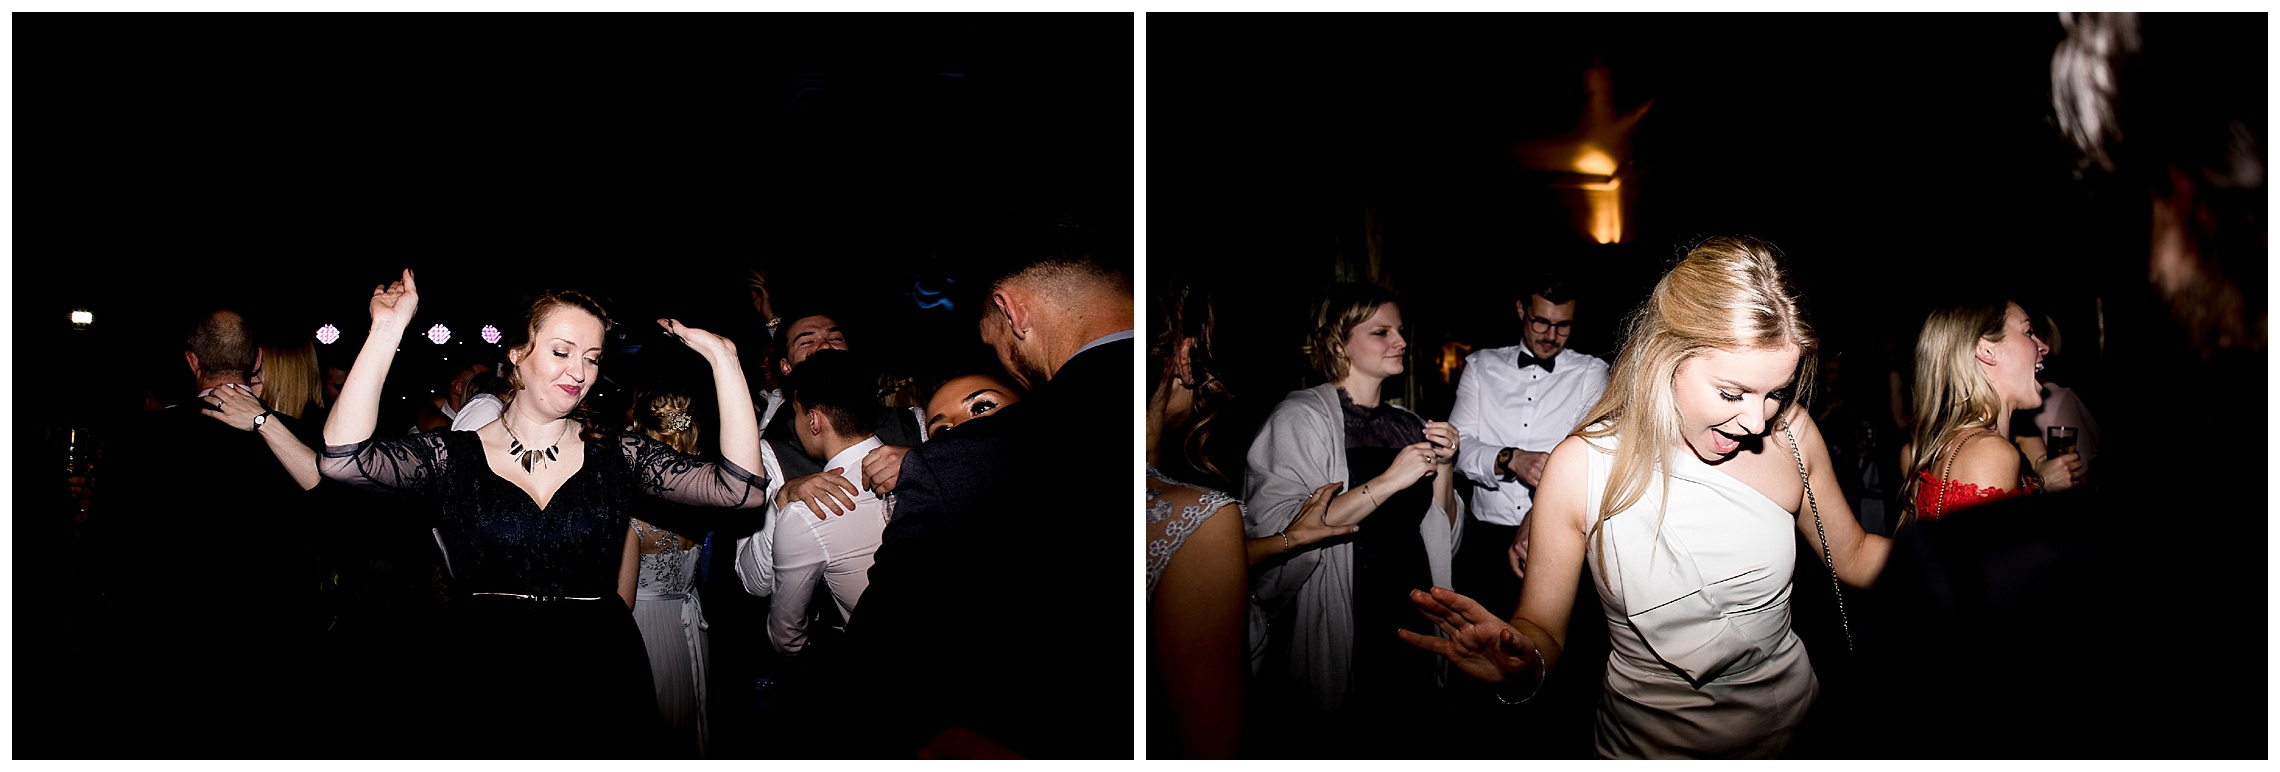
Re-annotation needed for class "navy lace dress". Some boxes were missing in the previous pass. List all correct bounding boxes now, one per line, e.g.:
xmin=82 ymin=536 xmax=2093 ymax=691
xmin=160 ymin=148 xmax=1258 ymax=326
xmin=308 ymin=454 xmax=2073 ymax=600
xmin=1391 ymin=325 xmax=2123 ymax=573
xmin=321 ymin=429 xmax=764 ymax=758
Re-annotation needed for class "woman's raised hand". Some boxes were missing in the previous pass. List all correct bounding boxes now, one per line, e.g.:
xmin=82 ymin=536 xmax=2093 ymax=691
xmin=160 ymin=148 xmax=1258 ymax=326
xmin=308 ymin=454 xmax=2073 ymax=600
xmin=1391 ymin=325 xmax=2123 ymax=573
xmin=660 ymin=319 xmax=736 ymax=362
xmin=1383 ymin=441 xmax=1442 ymax=489
xmin=1397 ymin=586 xmax=1537 ymax=684
xmin=1423 ymin=420 xmax=1461 ymax=469
xmin=369 ymin=269 xmax=419 ymax=328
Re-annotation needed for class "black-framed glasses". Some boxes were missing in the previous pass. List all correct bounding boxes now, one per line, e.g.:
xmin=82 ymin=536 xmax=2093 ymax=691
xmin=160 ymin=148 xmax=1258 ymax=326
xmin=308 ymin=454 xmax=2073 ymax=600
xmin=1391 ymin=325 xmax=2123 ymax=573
xmin=1525 ymin=316 xmax=1574 ymax=335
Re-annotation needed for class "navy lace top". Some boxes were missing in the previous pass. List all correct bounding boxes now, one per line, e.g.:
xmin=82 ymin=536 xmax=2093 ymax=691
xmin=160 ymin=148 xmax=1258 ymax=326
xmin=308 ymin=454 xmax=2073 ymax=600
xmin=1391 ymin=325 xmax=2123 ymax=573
xmin=321 ymin=430 xmax=764 ymax=598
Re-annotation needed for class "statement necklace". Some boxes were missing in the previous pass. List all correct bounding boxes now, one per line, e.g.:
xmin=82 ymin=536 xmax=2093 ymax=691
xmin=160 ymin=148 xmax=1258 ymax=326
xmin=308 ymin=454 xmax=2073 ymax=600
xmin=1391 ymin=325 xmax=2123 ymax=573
xmin=503 ymin=418 xmax=573 ymax=474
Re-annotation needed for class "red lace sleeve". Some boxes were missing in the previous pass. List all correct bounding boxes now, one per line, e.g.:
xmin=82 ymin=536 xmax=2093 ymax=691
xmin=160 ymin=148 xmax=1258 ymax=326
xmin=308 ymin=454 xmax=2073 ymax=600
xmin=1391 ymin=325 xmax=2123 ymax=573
xmin=1913 ymin=470 xmax=2039 ymax=522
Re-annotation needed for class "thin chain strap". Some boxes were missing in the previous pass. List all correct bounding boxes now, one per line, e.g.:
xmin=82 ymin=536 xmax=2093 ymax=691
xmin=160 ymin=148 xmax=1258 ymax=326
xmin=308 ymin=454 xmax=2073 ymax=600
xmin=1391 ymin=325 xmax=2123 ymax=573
xmin=1932 ymin=431 xmax=1972 ymax=520
xmin=1783 ymin=425 xmax=1853 ymax=652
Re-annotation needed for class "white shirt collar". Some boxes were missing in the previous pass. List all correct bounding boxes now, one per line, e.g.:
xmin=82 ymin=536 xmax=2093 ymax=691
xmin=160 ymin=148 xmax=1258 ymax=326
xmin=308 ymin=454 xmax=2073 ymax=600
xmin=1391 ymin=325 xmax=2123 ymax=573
xmin=822 ymin=435 xmax=887 ymax=484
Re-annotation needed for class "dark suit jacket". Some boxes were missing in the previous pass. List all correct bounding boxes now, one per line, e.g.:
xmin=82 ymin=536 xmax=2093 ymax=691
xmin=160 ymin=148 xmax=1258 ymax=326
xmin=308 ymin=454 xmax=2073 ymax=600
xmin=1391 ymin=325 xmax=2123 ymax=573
xmin=86 ymin=402 xmax=331 ymax=753
xmin=1855 ymin=431 xmax=2264 ymax=758
xmin=99 ymin=404 xmax=320 ymax=612
xmin=836 ymin=336 xmax=1134 ymax=759
xmin=1846 ymin=345 xmax=2267 ymax=760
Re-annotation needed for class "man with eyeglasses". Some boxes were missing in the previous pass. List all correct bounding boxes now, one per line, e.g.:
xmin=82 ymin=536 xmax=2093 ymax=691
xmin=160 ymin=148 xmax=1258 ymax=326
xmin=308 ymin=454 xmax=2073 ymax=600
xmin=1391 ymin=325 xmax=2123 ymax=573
xmin=1447 ymin=271 xmax=1609 ymax=621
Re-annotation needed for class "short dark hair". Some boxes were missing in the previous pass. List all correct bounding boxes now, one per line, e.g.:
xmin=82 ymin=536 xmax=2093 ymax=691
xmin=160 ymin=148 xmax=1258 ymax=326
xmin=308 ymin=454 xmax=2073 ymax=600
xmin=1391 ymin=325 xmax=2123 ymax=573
xmin=1519 ymin=267 xmax=1581 ymax=306
xmin=980 ymin=210 xmax=1131 ymax=294
xmin=784 ymin=348 xmax=878 ymax=437
xmin=466 ymin=369 xmax=506 ymax=399
xmin=186 ymin=308 xmax=258 ymax=378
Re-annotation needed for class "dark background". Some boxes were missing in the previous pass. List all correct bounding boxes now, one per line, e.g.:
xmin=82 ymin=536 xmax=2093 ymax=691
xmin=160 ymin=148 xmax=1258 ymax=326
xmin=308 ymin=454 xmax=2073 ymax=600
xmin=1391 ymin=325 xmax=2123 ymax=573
xmin=20 ymin=15 xmax=1134 ymax=438
xmin=1143 ymin=12 xmax=2262 ymax=478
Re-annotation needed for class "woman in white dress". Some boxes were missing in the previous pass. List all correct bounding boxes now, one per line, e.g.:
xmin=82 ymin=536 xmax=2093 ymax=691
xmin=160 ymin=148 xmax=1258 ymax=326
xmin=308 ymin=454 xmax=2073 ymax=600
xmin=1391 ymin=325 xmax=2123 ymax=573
xmin=1401 ymin=236 xmax=1893 ymax=758
xmin=627 ymin=385 xmax=712 ymax=757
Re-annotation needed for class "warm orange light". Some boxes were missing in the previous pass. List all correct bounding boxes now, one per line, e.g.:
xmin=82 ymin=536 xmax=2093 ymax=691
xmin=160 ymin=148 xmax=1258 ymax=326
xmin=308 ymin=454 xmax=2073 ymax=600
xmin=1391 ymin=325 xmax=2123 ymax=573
xmin=1574 ymin=148 xmax=1618 ymax=176
xmin=1587 ymin=186 xmax=1622 ymax=244
xmin=1439 ymin=340 xmax=1472 ymax=385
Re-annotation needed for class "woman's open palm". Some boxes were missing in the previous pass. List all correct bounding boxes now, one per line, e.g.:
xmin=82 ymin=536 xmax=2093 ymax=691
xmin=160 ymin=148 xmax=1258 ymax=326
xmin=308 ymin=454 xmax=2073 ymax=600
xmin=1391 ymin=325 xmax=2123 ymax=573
xmin=1396 ymin=586 xmax=1534 ymax=684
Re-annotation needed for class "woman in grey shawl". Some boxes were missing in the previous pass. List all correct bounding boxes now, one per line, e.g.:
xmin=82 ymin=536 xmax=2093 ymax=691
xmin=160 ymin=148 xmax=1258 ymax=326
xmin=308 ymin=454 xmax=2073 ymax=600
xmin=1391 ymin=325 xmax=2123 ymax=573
xmin=1242 ymin=281 xmax=1463 ymax=756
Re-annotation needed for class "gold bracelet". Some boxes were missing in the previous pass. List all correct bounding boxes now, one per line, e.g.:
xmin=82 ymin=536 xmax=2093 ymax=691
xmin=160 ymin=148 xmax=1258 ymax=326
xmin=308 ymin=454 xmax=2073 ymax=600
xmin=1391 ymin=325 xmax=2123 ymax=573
xmin=1360 ymin=483 xmax=1379 ymax=508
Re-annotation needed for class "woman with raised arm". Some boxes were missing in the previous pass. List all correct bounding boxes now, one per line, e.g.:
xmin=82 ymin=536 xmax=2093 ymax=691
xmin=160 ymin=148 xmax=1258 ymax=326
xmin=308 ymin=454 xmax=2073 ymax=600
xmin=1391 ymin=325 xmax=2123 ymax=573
xmin=320 ymin=269 xmax=766 ymax=759
xmin=1399 ymin=236 xmax=1891 ymax=759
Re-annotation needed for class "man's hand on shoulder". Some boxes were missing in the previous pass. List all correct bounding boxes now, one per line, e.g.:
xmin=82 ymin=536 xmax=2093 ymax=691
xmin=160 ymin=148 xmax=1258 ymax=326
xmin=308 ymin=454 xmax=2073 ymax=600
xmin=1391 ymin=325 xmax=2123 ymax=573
xmin=778 ymin=470 xmax=860 ymax=519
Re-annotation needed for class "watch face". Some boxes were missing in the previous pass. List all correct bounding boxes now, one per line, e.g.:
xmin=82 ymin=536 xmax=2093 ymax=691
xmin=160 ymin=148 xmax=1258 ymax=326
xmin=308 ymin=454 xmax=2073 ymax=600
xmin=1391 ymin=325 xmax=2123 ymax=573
xmin=254 ymin=413 xmax=267 ymax=427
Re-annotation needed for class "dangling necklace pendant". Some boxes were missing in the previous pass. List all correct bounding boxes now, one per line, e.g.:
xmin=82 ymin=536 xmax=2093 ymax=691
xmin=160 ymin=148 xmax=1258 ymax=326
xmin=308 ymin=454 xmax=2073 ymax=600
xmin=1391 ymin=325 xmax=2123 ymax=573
xmin=503 ymin=418 xmax=571 ymax=474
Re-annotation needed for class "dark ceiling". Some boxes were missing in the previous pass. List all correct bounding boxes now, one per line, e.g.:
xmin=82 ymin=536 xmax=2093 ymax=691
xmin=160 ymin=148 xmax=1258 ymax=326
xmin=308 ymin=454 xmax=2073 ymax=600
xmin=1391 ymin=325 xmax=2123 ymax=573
xmin=1145 ymin=13 xmax=2257 ymax=406
xmin=19 ymin=15 xmax=1134 ymax=429
xmin=1151 ymin=12 xmax=2096 ymax=329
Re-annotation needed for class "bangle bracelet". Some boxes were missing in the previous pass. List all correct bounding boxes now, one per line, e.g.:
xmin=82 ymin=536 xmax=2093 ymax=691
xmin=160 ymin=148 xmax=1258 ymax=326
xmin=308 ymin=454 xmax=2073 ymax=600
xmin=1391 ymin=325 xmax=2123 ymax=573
xmin=1280 ymin=531 xmax=1291 ymax=554
xmin=1493 ymin=647 xmax=1549 ymax=706
xmin=1360 ymin=483 xmax=1379 ymax=509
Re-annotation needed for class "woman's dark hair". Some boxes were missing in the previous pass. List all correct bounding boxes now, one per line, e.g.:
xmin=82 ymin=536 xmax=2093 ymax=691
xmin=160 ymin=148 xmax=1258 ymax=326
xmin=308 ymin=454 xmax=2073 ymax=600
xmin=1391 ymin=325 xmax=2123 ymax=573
xmin=1149 ymin=273 xmax=1234 ymax=488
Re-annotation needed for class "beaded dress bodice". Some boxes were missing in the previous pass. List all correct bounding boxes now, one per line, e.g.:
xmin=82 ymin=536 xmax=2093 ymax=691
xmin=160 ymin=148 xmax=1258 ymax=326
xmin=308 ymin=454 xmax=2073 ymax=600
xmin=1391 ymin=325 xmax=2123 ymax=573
xmin=634 ymin=518 xmax=701 ymax=598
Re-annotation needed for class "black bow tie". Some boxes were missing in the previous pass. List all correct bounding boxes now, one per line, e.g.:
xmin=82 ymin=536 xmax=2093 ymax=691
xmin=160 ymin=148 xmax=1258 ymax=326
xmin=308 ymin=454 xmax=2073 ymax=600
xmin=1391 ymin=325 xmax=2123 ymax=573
xmin=1517 ymin=348 xmax=1556 ymax=374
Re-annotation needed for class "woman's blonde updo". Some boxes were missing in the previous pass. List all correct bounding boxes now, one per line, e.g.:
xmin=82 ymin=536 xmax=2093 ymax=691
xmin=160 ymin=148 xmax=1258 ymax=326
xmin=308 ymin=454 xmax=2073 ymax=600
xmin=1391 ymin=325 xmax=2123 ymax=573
xmin=635 ymin=388 xmax=702 ymax=455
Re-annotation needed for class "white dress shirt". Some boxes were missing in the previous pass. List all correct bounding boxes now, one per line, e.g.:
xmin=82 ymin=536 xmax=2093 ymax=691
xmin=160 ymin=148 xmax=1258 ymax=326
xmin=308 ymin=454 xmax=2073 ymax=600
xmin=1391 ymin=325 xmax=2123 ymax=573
xmin=449 ymin=393 xmax=503 ymax=432
xmin=733 ymin=435 xmax=887 ymax=655
xmin=754 ymin=388 xmax=785 ymax=435
xmin=1449 ymin=344 xmax=1611 ymax=527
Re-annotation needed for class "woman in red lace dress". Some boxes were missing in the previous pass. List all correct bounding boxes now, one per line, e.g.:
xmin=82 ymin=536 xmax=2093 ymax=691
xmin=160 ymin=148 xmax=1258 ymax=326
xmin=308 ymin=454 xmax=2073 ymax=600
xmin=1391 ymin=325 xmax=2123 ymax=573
xmin=1897 ymin=297 xmax=2075 ymax=525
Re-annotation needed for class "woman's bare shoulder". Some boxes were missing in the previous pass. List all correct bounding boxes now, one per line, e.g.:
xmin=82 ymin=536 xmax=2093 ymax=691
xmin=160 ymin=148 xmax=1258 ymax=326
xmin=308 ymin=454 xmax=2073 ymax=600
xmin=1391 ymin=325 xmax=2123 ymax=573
xmin=1950 ymin=429 xmax=2025 ymax=486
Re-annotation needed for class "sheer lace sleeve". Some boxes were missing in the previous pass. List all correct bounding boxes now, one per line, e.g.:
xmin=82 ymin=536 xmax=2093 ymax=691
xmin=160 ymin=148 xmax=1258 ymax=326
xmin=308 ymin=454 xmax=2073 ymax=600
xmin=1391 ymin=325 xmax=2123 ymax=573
xmin=621 ymin=433 xmax=767 ymax=509
xmin=1147 ymin=473 xmax=1241 ymax=598
xmin=319 ymin=433 xmax=453 ymax=498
